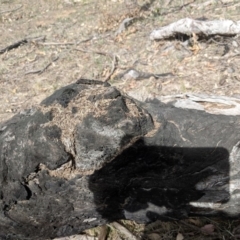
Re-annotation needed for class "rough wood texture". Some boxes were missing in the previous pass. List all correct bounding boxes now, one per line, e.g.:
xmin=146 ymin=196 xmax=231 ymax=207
xmin=150 ymin=18 xmax=240 ymax=40
xmin=0 ymin=80 xmax=240 ymax=239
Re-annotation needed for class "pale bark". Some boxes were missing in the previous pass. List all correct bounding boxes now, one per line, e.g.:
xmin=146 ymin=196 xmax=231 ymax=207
xmin=158 ymin=93 xmax=240 ymax=115
xmin=150 ymin=18 xmax=240 ymax=40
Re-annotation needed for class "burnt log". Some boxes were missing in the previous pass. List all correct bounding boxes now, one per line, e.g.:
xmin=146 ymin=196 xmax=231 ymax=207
xmin=0 ymin=79 xmax=240 ymax=239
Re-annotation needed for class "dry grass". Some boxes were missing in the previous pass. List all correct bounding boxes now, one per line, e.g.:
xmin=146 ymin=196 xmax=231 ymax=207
xmin=1 ymin=0 xmax=240 ymax=239
xmin=1 ymin=0 xmax=240 ymax=123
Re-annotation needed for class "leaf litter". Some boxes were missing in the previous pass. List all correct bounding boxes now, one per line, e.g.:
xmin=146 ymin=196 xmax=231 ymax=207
xmin=1 ymin=0 xmax=240 ymax=239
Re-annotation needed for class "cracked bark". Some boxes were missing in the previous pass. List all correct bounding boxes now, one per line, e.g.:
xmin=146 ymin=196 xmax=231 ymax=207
xmin=0 ymin=80 xmax=240 ymax=239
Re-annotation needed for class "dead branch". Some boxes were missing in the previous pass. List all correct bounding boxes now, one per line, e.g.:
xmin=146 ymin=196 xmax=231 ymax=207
xmin=24 ymin=56 xmax=59 ymax=75
xmin=0 ymin=4 xmax=22 ymax=14
xmin=150 ymin=18 xmax=240 ymax=40
xmin=114 ymin=68 xmax=174 ymax=80
xmin=158 ymin=93 xmax=240 ymax=115
xmin=191 ymin=0 xmax=235 ymax=8
xmin=0 ymin=36 xmax=46 ymax=54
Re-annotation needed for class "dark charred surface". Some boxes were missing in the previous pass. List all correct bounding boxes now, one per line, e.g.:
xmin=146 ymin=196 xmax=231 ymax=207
xmin=89 ymin=98 xmax=240 ymax=224
xmin=0 ymin=81 xmax=153 ymax=239
xmin=1 ymin=83 xmax=240 ymax=239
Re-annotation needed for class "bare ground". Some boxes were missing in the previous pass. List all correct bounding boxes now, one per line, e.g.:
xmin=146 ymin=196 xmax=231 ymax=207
xmin=1 ymin=0 xmax=240 ymax=239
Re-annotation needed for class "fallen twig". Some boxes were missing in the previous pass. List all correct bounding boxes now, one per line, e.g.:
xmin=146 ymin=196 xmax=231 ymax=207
xmin=38 ymin=42 xmax=75 ymax=46
xmin=158 ymin=93 xmax=240 ymax=115
xmin=191 ymin=0 xmax=234 ymax=8
xmin=204 ymin=51 xmax=240 ymax=60
xmin=207 ymin=37 xmax=229 ymax=45
xmin=33 ymin=36 xmax=93 ymax=46
xmin=0 ymin=36 xmax=46 ymax=54
xmin=76 ymin=36 xmax=94 ymax=44
xmin=0 ymin=39 xmax=27 ymax=54
xmin=37 ymin=36 xmax=100 ymax=46
xmin=220 ymin=52 xmax=240 ymax=59
xmin=0 ymin=4 xmax=22 ymax=14
xmin=150 ymin=18 xmax=240 ymax=40
xmin=115 ymin=68 xmax=174 ymax=80
xmin=104 ymin=54 xmax=118 ymax=82
xmin=164 ymin=0 xmax=173 ymax=6
xmin=74 ymin=48 xmax=109 ymax=56
xmin=25 ymin=56 xmax=59 ymax=75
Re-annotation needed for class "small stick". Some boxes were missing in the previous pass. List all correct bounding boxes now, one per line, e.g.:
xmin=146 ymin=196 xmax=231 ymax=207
xmin=0 ymin=39 xmax=27 ymax=54
xmin=29 ymin=36 xmax=46 ymax=43
xmin=74 ymin=47 xmax=109 ymax=56
xmin=37 ymin=36 xmax=93 ymax=46
xmin=0 ymin=4 xmax=22 ymax=14
xmin=0 ymin=36 xmax=46 ymax=55
xmin=76 ymin=36 xmax=93 ymax=44
xmin=221 ymin=52 xmax=240 ymax=59
xmin=38 ymin=42 xmax=75 ymax=46
xmin=25 ymin=56 xmax=59 ymax=75
xmin=164 ymin=0 xmax=173 ymax=6
xmin=104 ymin=54 xmax=118 ymax=82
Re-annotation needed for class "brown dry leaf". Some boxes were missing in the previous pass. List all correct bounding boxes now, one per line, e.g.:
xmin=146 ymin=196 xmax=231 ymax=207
xmin=187 ymin=218 xmax=202 ymax=227
xmin=201 ymin=224 xmax=215 ymax=235
xmin=192 ymin=32 xmax=198 ymax=42
xmin=98 ymin=225 xmax=108 ymax=240
xmin=129 ymin=80 xmax=137 ymax=89
xmin=147 ymin=233 xmax=162 ymax=240
xmin=205 ymin=62 xmax=216 ymax=70
xmin=102 ymin=68 xmax=110 ymax=78
xmin=111 ymin=222 xmax=138 ymax=240
xmin=115 ymin=34 xmax=124 ymax=43
xmin=12 ymin=88 xmax=17 ymax=94
xmin=160 ymin=52 xmax=170 ymax=56
xmin=189 ymin=32 xmax=200 ymax=55
xmin=190 ymin=44 xmax=200 ymax=55
xmin=54 ymin=234 xmax=96 ymax=240
xmin=176 ymin=232 xmax=184 ymax=240
xmin=129 ymin=27 xmax=137 ymax=34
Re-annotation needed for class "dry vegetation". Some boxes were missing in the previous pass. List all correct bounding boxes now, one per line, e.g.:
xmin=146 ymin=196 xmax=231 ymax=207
xmin=1 ymin=0 xmax=240 ymax=239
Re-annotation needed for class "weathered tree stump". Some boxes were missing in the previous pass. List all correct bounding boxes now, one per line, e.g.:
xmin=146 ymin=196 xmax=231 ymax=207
xmin=0 ymin=79 xmax=240 ymax=239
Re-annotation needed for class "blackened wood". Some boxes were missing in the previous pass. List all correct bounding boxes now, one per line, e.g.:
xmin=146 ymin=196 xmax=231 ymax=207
xmin=0 ymin=81 xmax=240 ymax=239
xmin=0 ymin=80 xmax=153 ymax=239
xmin=0 ymin=39 xmax=27 ymax=54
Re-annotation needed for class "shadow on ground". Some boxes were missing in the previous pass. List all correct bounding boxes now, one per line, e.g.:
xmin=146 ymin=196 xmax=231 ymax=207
xmin=89 ymin=138 xmax=230 ymax=225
